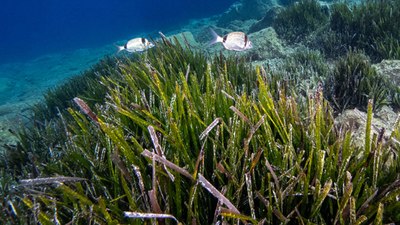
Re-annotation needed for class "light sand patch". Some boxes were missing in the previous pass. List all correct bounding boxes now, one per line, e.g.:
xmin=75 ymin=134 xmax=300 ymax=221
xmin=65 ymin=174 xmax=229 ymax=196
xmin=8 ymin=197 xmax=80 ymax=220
xmin=0 ymin=45 xmax=115 ymax=149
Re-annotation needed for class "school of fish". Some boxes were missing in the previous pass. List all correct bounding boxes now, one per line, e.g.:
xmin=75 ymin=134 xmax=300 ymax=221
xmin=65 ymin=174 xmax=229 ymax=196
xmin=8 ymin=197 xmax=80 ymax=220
xmin=117 ymin=28 xmax=252 ymax=53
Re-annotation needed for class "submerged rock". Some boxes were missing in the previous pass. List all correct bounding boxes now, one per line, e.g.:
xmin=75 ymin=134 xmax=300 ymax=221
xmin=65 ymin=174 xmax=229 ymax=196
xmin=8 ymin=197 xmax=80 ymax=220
xmin=181 ymin=17 xmax=219 ymax=44
xmin=247 ymin=27 xmax=287 ymax=61
xmin=249 ymin=6 xmax=282 ymax=33
xmin=372 ymin=60 xmax=400 ymax=84
xmin=224 ymin=19 xmax=258 ymax=33
xmin=0 ymin=101 xmax=30 ymax=151
xmin=334 ymin=106 xmax=399 ymax=149
xmin=217 ymin=0 xmax=277 ymax=27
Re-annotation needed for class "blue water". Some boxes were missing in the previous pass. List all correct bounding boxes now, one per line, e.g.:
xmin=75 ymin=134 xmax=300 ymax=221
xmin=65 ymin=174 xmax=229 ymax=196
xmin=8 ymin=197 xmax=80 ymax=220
xmin=0 ymin=0 xmax=236 ymax=121
xmin=0 ymin=0 xmax=235 ymax=64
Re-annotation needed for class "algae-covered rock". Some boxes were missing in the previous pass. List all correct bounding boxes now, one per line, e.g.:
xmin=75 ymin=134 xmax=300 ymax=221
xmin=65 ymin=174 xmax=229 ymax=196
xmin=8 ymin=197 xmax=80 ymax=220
xmin=373 ymin=60 xmax=400 ymax=84
xmin=0 ymin=120 xmax=18 ymax=150
xmin=224 ymin=19 xmax=258 ymax=33
xmin=248 ymin=6 xmax=282 ymax=33
xmin=335 ymin=106 xmax=398 ymax=149
xmin=247 ymin=27 xmax=287 ymax=60
xmin=217 ymin=0 xmax=277 ymax=27
xmin=0 ymin=102 xmax=30 ymax=151
xmin=180 ymin=17 xmax=219 ymax=44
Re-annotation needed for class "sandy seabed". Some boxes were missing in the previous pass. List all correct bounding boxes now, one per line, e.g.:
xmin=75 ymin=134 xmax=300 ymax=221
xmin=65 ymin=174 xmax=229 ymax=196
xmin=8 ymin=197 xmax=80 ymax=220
xmin=0 ymin=44 xmax=116 ymax=147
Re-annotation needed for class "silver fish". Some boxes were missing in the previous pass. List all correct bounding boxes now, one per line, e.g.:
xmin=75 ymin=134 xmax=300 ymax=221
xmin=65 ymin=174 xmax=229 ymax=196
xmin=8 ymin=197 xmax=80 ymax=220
xmin=117 ymin=37 xmax=155 ymax=53
xmin=209 ymin=29 xmax=253 ymax=51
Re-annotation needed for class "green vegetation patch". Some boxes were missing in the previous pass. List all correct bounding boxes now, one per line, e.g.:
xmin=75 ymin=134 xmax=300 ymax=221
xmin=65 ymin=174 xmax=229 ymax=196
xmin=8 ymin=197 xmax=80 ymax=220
xmin=1 ymin=38 xmax=400 ymax=224
xmin=330 ymin=0 xmax=400 ymax=62
xmin=273 ymin=0 xmax=329 ymax=43
xmin=314 ymin=0 xmax=400 ymax=62
xmin=266 ymin=48 xmax=329 ymax=109
xmin=324 ymin=50 xmax=391 ymax=112
xmin=274 ymin=0 xmax=400 ymax=62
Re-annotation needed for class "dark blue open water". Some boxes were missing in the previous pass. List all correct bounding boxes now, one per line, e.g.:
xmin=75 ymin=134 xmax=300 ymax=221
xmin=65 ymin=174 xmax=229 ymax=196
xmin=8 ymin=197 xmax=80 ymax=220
xmin=0 ymin=0 xmax=235 ymax=63
xmin=0 ymin=0 xmax=235 ymax=109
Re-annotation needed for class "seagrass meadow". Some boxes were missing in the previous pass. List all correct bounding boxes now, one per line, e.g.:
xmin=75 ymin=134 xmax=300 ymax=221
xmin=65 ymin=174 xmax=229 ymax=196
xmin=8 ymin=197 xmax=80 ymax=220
xmin=273 ymin=0 xmax=400 ymax=62
xmin=1 ymin=37 xmax=400 ymax=224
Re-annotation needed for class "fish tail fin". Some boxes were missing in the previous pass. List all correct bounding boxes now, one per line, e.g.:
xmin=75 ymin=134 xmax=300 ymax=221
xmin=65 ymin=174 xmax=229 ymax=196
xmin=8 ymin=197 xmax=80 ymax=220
xmin=115 ymin=44 xmax=125 ymax=53
xmin=209 ymin=28 xmax=223 ymax=46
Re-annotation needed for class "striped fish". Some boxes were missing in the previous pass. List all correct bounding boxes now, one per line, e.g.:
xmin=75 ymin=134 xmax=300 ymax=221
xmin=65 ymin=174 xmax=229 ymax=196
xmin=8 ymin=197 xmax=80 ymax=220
xmin=209 ymin=29 xmax=253 ymax=51
xmin=117 ymin=37 xmax=154 ymax=53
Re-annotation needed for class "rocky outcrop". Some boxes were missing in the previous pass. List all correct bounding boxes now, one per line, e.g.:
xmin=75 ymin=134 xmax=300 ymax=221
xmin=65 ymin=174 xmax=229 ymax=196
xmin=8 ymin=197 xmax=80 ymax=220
xmin=373 ymin=60 xmax=400 ymax=84
xmin=246 ymin=27 xmax=287 ymax=61
xmin=334 ymin=106 xmax=399 ymax=149
xmin=217 ymin=0 xmax=278 ymax=27
xmin=248 ymin=6 xmax=282 ymax=33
